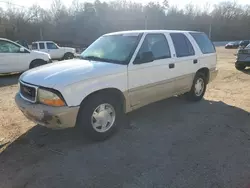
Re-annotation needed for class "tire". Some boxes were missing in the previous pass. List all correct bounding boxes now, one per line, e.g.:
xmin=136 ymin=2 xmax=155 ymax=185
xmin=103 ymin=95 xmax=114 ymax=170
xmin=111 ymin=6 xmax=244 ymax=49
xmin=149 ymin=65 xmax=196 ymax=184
xmin=63 ymin=53 xmax=74 ymax=60
xmin=235 ymin=64 xmax=246 ymax=71
xmin=29 ymin=59 xmax=46 ymax=69
xmin=186 ymin=72 xmax=207 ymax=102
xmin=76 ymin=93 xmax=123 ymax=141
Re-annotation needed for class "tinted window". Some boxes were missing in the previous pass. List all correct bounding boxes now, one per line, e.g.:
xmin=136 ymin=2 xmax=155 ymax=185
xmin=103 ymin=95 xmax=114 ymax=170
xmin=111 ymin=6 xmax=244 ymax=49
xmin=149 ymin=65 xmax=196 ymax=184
xmin=170 ymin=33 xmax=195 ymax=57
xmin=46 ymin=42 xmax=58 ymax=49
xmin=190 ymin=32 xmax=215 ymax=54
xmin=136 ymin=34 xmax=171 ymax=62
xmin=32 ymin=43 xmax=38 ymax=50
xmin=39 ymin=43 xmax=45 ymax=49
xmin=0 ymin=40 xmax=20 ymax=53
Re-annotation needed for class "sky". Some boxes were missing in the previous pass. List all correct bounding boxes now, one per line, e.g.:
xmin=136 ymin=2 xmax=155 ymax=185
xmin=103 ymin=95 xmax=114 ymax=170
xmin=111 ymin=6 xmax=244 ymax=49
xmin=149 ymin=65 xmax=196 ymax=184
xmin=0 ymin=0 xmax=249 ymax=9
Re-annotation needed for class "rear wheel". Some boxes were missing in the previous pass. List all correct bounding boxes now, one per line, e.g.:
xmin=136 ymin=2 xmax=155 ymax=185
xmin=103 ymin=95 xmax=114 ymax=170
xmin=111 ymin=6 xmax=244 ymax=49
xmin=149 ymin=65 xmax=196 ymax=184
xmin=186 ymin=72 xmax=207 ymax=101
xmin=29 ymin=59 xmax=46 ymax=69
xmin=63 ymin=53 xmax=74 ymax=60
xmin=235 ymin=63 xmax=246 ymax=70
xmin=76 ymin=94 xmax=123 ymax=141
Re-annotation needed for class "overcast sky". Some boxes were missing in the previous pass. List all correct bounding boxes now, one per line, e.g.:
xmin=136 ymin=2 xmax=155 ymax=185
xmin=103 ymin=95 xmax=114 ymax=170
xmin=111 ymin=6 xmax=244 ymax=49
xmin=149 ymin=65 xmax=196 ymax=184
xmin=1 ymin=0 xmax=249 ymax=9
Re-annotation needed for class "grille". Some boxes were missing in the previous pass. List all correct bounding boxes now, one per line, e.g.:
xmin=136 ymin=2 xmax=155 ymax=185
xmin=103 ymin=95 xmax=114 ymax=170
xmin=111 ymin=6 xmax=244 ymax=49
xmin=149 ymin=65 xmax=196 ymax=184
xmin=20 ymin=82 xmax=37 ymax=102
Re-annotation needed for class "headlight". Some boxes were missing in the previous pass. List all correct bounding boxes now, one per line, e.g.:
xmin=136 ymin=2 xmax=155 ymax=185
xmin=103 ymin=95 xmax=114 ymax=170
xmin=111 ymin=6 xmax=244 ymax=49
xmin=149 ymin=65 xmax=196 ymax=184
xmin=38 ymin=88 xmax=65 ymax=107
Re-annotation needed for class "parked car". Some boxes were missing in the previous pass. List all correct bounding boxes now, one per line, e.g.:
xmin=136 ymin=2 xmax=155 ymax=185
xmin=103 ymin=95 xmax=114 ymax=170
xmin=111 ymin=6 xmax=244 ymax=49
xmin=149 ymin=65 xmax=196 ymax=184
xmin=225 ymin=41 xmax=240 ymax=49
xmin=15 ymin=30 xmax=218 ymax=141
xmin=235 ymin=43 xmax=250 ymax=70
xmin=239 ymin=40 xmax=250 ymax=49
xmin=32 ymin=41 xmax=76 ymax=61
xmin=0 ymin=38 xmax=51 ymax=74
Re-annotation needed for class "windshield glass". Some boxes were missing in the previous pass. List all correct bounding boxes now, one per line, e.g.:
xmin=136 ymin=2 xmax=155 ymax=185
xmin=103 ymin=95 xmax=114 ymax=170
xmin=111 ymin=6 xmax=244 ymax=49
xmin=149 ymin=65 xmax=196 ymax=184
xmin=80 ymin=34 xmax=141 ymax=64
xmin=245 ymin=44 xmax=250 ymax=49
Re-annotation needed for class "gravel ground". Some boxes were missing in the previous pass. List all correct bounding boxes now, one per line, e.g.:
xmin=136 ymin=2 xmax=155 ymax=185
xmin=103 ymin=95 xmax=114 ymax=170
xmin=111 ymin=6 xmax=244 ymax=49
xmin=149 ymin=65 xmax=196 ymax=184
xmin=0 ymin=47 xmax=250 ymax=188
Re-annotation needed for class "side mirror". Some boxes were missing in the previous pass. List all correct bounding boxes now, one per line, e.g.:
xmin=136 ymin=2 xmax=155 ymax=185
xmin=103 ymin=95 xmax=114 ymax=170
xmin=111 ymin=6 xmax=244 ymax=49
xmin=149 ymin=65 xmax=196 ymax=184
xmin=19 ymin=47 xmax=29 ymax=53
xmin=20 ymin=47 xmax=25 ymax=53
xmin=134 ymin=51 xmax=154 ymax=64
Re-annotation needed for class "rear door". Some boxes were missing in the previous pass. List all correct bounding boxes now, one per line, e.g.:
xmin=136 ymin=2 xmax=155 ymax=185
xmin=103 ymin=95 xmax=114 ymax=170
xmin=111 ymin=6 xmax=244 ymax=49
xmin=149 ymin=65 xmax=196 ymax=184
xmin=0 ymin=40 xmax=31 ymax=73
xmin=189 ymin=32 xmax=216 ymax=70
xmin=128 ymin=33 xmax=176 ymax=108
xmin=38 ymin=42 xmax=47 ymax=53
xmin=169 ymin=33 xmax=199 ymax=94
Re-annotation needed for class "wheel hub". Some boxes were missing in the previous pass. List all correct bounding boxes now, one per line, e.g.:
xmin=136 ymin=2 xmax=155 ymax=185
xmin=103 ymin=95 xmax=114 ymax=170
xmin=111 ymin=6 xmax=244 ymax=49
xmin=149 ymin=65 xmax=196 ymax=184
xmin=91 ymin=103 xmax=116 ymax=133
xmin=194 ymin=78 xmax=204 ymax=96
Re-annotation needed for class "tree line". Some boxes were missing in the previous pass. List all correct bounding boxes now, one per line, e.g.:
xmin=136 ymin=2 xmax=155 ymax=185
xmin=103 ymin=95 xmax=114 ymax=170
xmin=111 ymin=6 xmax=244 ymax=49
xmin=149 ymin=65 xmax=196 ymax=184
xmin=0 ymin=0 xmax=250 ymax=47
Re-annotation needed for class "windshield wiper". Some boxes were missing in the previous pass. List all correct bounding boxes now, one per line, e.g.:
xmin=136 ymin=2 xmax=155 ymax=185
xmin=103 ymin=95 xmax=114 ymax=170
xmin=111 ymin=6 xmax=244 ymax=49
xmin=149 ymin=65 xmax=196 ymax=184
xmin=80 ymin=56 xmax=122 ymax=64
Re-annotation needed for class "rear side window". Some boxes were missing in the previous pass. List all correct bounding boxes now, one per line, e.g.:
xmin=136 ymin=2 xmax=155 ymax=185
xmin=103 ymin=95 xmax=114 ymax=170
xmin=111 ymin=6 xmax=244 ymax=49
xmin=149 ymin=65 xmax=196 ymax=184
xmin=39 ymin=43 xmax=45 ymax=49
xmin=190 ymin=32 xmax=215 ymax=54
xmin=137 ymin=33 xmax=171 ymax=61
xmin=170 ymin=33 xmax=195 ymax=57
xmin=32 ymin=43 xmax=38 ymax=50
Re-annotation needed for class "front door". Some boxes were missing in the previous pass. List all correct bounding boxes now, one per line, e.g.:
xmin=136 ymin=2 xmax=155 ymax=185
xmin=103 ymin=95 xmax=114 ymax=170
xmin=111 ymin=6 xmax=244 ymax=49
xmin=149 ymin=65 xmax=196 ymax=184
xmin=46 ymin=42 xmax=60 ymax=59
xmin=128 ymin=33 xmax=176 ymax=109
xmin=0 ymin=40 xmax=30 ymax=73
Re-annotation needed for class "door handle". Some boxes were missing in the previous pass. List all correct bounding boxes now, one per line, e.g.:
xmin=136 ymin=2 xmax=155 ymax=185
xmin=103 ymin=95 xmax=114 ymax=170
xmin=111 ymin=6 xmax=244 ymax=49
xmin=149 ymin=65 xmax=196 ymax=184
xmin=169 ymin=63 xmax=175 ymax=69
xmin=193 ymin=59 xmax=198 ymax=64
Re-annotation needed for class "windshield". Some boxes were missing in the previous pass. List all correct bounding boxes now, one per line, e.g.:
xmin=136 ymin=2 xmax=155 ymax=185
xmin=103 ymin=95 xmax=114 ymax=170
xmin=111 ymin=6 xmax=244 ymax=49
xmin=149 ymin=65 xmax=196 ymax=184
xmin=80 ymin=34 xmax=141 ymax=64
xmin=245 ymin=44 xmax=250 ymax=49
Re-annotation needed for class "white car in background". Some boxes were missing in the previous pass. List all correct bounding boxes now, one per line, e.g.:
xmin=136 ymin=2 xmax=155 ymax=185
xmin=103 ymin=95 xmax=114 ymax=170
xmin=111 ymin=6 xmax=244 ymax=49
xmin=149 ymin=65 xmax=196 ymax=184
xmin=0 ymin=38 xmax=51 ymax=74
xmin=32 ymin=41 xmax=76 ymax=61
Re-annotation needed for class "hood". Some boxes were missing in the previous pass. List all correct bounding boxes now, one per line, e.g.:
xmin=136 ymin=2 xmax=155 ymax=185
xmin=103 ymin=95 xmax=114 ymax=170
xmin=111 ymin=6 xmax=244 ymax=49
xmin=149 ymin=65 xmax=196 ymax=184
xmin=31 ymin=50 xmax=49 ymax=55
xmin=20 ymin=59 xmax=127 ymax=88
xmin=61 ymin=47 xmax=75 ymax=51
xmin=31 ymin=50 xmax=50 ymax=59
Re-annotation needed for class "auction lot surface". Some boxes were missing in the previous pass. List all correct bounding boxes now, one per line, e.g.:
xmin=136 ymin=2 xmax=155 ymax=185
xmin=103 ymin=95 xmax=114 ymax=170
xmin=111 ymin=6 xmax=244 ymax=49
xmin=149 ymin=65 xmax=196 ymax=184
xmin=1 ymin=47 xmax=250 ymax=188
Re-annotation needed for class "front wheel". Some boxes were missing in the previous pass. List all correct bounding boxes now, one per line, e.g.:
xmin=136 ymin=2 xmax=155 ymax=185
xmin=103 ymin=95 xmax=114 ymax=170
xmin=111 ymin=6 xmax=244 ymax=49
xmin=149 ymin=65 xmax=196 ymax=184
xmin=29 ymin=59 xmax=46 ymax=69
xmin=76 ymin=94 xmax=123 ymax=141
xmin=63 ymin=53 xmax=74 ymax=60
xmin=235 ymin=64 xmax=246 ymax=71
xmin=186 ymin=72 xmax=207 ymax=102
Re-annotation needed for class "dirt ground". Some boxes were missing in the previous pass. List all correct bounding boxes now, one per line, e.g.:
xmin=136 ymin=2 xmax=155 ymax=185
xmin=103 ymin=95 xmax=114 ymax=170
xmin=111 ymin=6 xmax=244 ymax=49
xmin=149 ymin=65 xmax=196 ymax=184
xmin=0 ymin=47 xmax=250 ymax=188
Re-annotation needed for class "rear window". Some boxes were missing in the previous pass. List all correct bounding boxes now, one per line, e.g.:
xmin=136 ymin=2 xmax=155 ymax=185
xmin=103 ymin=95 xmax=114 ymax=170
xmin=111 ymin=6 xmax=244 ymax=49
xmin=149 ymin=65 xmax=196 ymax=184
xmin=32 ymin=43 xmax=38 ymax=50
xmin=190 ymin=32 xmax=215 ymax=54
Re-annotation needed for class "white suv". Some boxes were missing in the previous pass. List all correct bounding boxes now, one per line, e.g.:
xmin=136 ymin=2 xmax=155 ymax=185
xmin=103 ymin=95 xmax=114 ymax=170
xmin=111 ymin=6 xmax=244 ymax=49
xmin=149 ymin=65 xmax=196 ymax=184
xmin=0 ymin=38 xmax=51 ymax=74
xmin=15 ymin=30 xmax=218 ymax=141
xmin=32 ymin=41 xmax=76 ymax=61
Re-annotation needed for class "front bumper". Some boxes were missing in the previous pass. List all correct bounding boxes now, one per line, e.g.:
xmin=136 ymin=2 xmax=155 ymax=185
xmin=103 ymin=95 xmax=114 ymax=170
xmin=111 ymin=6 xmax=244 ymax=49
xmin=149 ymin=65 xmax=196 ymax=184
xmin=209 ymin=68 xmax=218 ymax=82
xmin=15 ymin=93 xmax=79 ymax=129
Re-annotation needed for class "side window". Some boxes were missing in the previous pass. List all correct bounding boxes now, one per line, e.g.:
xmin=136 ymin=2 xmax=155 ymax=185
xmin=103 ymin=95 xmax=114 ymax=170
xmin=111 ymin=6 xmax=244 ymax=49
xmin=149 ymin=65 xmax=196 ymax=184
xmin=170 ymin=33 xmax=195 ymax=57
xmin=135 ymin=34 xmax=171 ymax=64
xmin=32 ymin=43 xmax=38 ymax=50
xmin=39 ymin=43 xmax=45 ymax=49
xmin=0 ymin=40 xmax=20 ymax=53
xmin=190 ymin=32 xmax=215 ymax=54
xmin=46 ymin=42 xmax=58 ymax=49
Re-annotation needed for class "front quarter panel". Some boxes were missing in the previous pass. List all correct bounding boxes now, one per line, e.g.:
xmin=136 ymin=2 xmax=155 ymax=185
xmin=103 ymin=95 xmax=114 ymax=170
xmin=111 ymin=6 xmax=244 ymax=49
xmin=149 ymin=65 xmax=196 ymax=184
xmin=31 ymin=51 xmax=50 ymax=62
xmin=58 ymin=72 xmax=128 ymax=107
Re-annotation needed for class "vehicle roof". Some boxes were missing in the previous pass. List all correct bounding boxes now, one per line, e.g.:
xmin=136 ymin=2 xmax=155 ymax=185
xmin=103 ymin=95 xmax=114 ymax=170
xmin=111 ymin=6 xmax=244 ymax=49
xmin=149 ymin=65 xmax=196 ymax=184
xmin=32 ymin=41 xmax=54 ymax=43
xmin=105 ymin=30 xmax=201 ymax=36
xmin=0 ymin=38 xmax=14 ymax=42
